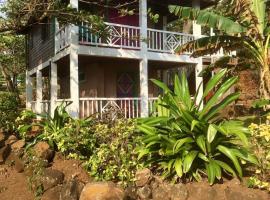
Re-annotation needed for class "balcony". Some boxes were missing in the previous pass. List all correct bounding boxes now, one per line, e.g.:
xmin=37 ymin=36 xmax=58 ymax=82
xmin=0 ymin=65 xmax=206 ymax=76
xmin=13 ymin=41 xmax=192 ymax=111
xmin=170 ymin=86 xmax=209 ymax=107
xmin=55 ymin=22 xmax=195 ymax=55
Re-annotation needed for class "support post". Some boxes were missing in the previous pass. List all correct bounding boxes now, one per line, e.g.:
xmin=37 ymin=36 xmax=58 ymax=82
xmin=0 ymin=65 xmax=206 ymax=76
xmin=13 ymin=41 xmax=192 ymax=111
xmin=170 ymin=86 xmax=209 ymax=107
xmin=36 ymin=70 xmax=43 ymax=114
xmin=50 ymin=62 xmax=58 ymax=116
xmin=26 ymin=70 xmax=33 ymax=110
xmin=139 ymin=0 xmax=149 ymax=117
xmin=192 ymin=0 xmax=203 ymax=108
xmin=69 ymin=0 xmax=80 ymax=118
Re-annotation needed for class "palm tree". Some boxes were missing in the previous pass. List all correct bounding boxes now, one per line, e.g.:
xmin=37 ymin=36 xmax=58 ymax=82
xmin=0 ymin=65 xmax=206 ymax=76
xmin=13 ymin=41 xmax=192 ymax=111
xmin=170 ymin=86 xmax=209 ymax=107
xmin=169 ymin=0 xmax=270 ymax=102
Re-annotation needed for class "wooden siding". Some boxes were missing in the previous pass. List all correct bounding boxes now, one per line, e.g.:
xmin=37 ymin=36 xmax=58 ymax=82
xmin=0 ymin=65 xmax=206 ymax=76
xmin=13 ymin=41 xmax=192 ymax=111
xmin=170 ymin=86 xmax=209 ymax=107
xmin=27 ymin=19 xmax=55 ymax=70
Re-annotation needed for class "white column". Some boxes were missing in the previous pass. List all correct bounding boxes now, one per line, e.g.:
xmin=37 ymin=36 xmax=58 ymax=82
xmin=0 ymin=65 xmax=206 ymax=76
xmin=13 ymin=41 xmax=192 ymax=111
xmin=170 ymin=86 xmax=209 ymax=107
xmin=26 ymin=70 xmax=33 ymax=109
xmin=192 ymin=0 xmax=203 ymax=107
xmin=139 ymin=0 xmax=149 ymax=117
xmin=69 ymin=0 xmax=80 ymax=118
xmin=50 ymin=62 xmax=58 ymax=116
xmin=54 ymin=18 xmax=60 ymax=54
xmin=36 ymin=70 xmax=43 ymax=114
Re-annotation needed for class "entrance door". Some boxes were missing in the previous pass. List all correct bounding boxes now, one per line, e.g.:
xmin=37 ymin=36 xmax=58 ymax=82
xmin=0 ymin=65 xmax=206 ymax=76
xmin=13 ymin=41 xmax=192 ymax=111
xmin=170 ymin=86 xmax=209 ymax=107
xmin=117 ymin=72 xmax=136 ymax=98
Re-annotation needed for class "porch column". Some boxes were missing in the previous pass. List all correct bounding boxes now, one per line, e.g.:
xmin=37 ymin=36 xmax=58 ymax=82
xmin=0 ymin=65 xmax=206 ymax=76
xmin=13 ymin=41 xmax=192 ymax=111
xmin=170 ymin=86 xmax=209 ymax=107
xmin=192 ymin=0 xmax=204 ymax=108
xmin=69 ymin=0 xmax=80 ymax=118
xmin=26 ymin=70 xmax=33 ymax=110
xmin=36 ymin=70 xmax=43 ymax=114
xmin=50 ymin=62 xmax=58 ymax=116
xmin=139 ymin=0 xmax=149 ymax=117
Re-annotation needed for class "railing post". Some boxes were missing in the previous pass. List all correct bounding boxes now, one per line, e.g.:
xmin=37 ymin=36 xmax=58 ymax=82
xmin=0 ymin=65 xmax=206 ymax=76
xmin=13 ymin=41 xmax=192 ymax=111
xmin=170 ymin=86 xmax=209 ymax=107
xmin=50 ymin=62 xmax=58 ymax=116
xmin=139 ymin=0 xmax=149 ymax=117
xmin=26 ymin=70 xmax=33 ymax=110
xmin=69 ymin=0 xmax=80 ymax=118
xmin=36 ymin=70 xmax=43 ymax=114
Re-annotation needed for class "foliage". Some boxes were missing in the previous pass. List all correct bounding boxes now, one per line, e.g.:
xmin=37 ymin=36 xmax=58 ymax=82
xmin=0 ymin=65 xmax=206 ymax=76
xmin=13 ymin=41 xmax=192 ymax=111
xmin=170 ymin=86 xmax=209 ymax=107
xmin=169 ymin=0 xmax=270 ymax=101
xmin=15 ymin=109 xmax=36 ymax=138
xmin=249 ymin=120 xmax=270 ymax=182
xmin=0 ymin=91 xmax=20 ymax=131
xmin=0 ymin=34 xmax=25 ymax=93
xmin=84 ymin=119 xmax=142 ymax=187
xmin=247 ymin=176 xmax=270 ymax=192
xmin=137 ymin=69 xmax=257 ymax=185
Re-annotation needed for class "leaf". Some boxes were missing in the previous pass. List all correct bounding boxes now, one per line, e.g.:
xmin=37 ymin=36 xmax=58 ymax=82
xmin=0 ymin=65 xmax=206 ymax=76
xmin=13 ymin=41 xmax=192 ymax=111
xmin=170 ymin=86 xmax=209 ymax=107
xmin=196 ymin=135 xmax=207 ymax=154
xmin=151 ymin=79 xmax=171 ymax=94
xmin=138 ymin=148 xmax=150 ymax=160
xmin=174 ymin=157 xmax=183 ymax=177
xmin=231 ymin=149 xmax=259 ymax=165
xmin=215 ymin=160 xmax=237 ymax=177
xmin=168 ymin=5 xmax=246 ymax=34
xmin=183 ymin=151 xmax=198 ymax=173
xmin=217 ymin=145 xmax=242 ymax=177
xmin=173 ymin=137 xmax=194 ymax=154
xmin=207 ymin=124 xmax=217 ymax=143
xmin=137 ymin=124 xmax=156 ymax=135
xmin=206 ymin=162 xmax=216 ymax=185
xmin=198 ymin=153 xmax=209 ymax=162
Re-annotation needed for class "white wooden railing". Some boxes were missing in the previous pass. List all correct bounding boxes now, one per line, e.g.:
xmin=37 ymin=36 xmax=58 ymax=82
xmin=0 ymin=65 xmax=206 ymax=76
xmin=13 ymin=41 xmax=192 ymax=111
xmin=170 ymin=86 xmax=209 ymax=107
xmin=41 ymin=100 xmax=51 ymax=114
xmin=147 ymin=29 xmax=195 ymax=53
xmin=31 ymin=101 xmax=37 ymax=113
xmin=79 ymin=22 xmax=141 ymax=49
xmin=80 ymin=97 xmax=159 ymax=119
xmin=55 ymin=26 xmax=71 ymax=53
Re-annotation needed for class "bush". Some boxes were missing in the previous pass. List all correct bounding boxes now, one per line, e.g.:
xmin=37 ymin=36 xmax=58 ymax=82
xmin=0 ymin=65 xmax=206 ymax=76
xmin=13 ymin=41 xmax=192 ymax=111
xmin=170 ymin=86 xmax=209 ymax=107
xmin=247 ymin=119 xmax=270 ymax=191
xmin=137 ymin=69 xmax=257 ymax=185
xmin=0 ymin=92 xmax=20 ymax=131
xmin=84 ymin=119 xmax=142 ymax=187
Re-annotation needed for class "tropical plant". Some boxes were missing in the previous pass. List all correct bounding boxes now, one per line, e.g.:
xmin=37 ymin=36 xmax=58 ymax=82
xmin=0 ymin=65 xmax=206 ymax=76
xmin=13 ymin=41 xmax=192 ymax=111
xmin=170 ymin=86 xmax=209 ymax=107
xmin=137 ymin=69 xmax=258 ymax=184
xmin=0 ymin=91 xmax=20 ymax=131
xmin=169 ymin=0 xmax=270 ymax=102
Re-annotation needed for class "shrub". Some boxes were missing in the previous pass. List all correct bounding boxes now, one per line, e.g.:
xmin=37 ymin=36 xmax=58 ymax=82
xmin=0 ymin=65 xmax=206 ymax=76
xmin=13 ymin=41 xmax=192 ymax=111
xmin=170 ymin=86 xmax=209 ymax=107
xmin=84 ymin=119 xmax=142 ymax=187
xmin=137 ymin=69 xmax=257 ymax=184
xmin=0 ymin=91 xmax=20 ymax=131
xmin=247 ymin=119 xmax=270 ymax=191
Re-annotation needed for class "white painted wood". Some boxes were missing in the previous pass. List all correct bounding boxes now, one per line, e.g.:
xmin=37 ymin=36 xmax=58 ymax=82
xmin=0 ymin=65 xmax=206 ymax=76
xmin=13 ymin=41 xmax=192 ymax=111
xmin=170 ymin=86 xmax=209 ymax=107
xmin=36 ymin=70 xmax=43 ymax=114
xmin=70 ymin=0 xmax=78 ymax=9
xmin=56 ymin=25 xmax=71 ymax=53
xmin=26 ymin=70 xmax=33 ymax=109
xmin=50 ymin=62 xmax=58 ymax=116
xmin=139 ymin=58 xmax=149 ymax=117
xmin=54 ymin=18 xmax=60 ymax=54
xmin=79 ymin=97 xmax=158 ymax=119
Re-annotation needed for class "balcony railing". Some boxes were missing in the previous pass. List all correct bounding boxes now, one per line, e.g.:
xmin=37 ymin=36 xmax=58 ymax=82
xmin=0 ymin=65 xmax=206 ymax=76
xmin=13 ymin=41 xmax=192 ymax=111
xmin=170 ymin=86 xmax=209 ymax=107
xmin=79 ymin=22 xmax=141 ymax=49
xmin=55 ymin=22 xmax=196 ymax=54
xmin=147 ymin=29 xmax=195 ymax=53
xmin=79 ymin=97 xmax=158 ymax=119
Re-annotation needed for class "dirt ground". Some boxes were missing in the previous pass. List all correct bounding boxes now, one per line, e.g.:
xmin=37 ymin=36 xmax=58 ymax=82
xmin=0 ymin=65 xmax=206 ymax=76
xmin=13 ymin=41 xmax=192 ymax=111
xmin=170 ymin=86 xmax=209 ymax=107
xmin=0 ymin=164 xmax=35 ymax=200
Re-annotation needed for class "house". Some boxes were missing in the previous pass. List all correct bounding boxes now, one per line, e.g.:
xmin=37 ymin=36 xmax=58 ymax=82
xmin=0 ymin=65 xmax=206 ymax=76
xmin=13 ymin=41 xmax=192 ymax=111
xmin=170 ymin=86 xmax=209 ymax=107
xmin=25 ymin=0 xmax=219 ymax=119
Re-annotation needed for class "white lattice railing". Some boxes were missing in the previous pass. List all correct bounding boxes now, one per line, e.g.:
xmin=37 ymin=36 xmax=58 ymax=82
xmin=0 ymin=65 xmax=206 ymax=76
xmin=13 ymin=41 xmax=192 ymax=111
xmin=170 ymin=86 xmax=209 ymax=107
xmin=79 ymin=22 xmax=141 ymax=49
xmin=31 ymin=101 xmax=37 ymax=113
xmin=79 ymin=97 xmax=159 ymax=119
xmin=41 ymin=100 xmax=51 ymax=114
xmin=147 ymin=29 xmax=195 ymax=53
xmin=55 ymin=26 xmax=70 ymax=53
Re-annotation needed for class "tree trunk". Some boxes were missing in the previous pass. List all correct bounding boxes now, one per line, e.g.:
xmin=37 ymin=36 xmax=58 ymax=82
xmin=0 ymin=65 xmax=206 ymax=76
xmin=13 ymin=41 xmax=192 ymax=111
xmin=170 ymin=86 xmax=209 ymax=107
xmin=260 ymin=62 xmax=270 ymax=109
xmin=0 ymin=65 xmax=16 ymax=92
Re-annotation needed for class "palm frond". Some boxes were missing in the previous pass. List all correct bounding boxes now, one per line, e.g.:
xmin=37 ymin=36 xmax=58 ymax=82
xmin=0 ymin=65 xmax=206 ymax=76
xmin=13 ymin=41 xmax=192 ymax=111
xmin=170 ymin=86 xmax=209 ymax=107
xmin=168 ymin=5 xmax=246 ymax=34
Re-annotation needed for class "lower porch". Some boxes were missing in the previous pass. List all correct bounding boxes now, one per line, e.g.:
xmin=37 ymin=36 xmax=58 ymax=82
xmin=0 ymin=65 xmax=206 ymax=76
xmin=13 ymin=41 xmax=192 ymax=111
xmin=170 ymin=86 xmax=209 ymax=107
xmin=26 ymin=56 xmax=201 ymax=119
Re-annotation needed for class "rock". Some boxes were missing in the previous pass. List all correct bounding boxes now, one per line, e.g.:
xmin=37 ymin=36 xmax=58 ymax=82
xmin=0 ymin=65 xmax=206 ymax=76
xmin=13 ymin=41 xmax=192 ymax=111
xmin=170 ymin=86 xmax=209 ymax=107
xmin=170 ymin=184 xmax=188 ymax=200
xmin=135 ymin=168 xmax=152 ymax=187
xmin=42 ymin=169 xmax=65 ymax=191
xmin=60 ymin=179 xmax=84 ymax=200
xmin=152 ymin=184 xmax=169 ymax=200
xmin=79 ymin=182 xmax=124 ymax=200
xmin=124 ymin=187 xmax=137 ymax=200
xmin=0 ymin=145 xmax=11 ymax=164
xmin=0 ymin=132 xmax=6 ymax=148
xmin=5 ymin=135 xmax=18 ymax=145
xmin=11 ymin=140 xmax=25 ymax=152
xmin=224 ymin=187 xmax=265 ymax=200
xmin=7 ymin=153 xmax=25 ymax=173
xmin=187 ymin=185 xmax=218 ymax=200
xmin=41 ymin=185 xmax=62 ymax=200
xmin=34 ymin=141 xmax=54 ymax=162
xmin=137 ymin=185 xmax=152 ymax=199
xmin=229 ymin=178 xmax=241 ymax=185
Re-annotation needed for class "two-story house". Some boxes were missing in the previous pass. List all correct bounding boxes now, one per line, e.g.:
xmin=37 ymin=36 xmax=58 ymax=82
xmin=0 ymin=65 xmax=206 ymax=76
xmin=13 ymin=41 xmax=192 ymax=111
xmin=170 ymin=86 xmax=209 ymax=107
xmin=25 ymin=0 xmax=219 ymax=118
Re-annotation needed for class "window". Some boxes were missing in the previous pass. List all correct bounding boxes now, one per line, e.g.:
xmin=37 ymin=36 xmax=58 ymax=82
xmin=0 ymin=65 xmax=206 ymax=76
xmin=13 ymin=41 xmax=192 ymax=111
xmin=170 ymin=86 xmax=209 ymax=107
xmin=41 ymin=18 xmax=50 ymax=42
xmin=29 ymin=32 xmax=34 ymax=49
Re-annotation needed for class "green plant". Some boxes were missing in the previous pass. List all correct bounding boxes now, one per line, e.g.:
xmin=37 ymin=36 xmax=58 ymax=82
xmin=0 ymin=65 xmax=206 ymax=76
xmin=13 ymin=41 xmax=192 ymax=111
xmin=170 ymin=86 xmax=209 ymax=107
xmin=0 ymin=91 xmax=20 ymax=131
xmin=15 ymin=109 xmax=37 ymax=138
xmin=248 ymin=120 xmax=270 ymax=182
xmin=84 ymin=119 xmax=142 ymax=187
xmin=137 ymin=69 xmax=258 ymax=184
xmin=169 ymin=0 xmax=270 ymax=101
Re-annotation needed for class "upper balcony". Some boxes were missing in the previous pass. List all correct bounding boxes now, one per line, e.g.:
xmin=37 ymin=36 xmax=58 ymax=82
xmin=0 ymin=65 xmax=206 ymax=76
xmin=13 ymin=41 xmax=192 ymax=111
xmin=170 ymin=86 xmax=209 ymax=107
xmin=55 ymin=22 xmax=195 ymax=55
